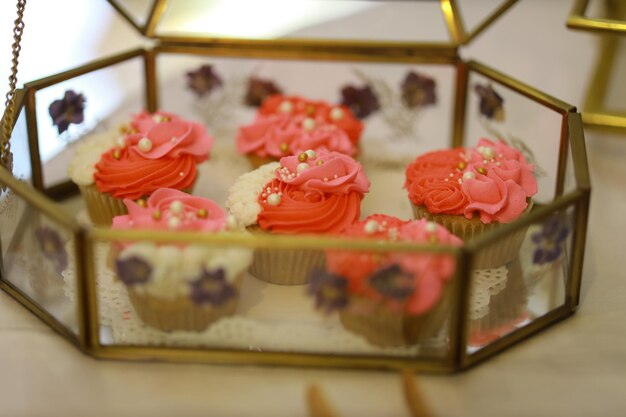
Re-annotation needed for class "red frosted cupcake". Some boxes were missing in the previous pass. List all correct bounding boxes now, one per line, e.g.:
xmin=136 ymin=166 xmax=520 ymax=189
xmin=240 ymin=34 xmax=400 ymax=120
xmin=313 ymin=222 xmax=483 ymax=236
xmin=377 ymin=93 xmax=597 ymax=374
xmin=236 ymin=94 xmax=362 ymax=168
xmin=226 ymin=149 xmax=370 ymax=284
xmin=405 ymin=138 xmax=537 ymax=268
xmin=69 ymin=110 xmax=213 ymax=225
xmin=308 ymin=214 xmax=462 ymax=346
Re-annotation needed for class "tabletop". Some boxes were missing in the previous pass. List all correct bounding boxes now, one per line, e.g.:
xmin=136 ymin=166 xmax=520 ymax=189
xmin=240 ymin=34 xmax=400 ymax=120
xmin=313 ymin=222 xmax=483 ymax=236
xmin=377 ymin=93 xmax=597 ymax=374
xmin=1 ymin=1 xmax=625 ymax=416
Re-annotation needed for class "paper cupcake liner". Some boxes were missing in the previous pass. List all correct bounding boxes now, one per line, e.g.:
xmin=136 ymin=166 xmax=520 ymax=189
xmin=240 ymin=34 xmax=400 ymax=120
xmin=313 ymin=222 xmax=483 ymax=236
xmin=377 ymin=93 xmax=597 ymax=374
xmin=338 ymin=283 xmax=452 ymax=347
xmin=79 ymin=184 xmax=194 ymax=226
xmin=127 ymin=274 xmax=243 ymax=332
xmin=469 ymin=257 xmax=527 ymax=334
xmin=411 ymin=203 xmax=532 ymax=269
xmin=248 ymin=247 xmax=326 ymax=285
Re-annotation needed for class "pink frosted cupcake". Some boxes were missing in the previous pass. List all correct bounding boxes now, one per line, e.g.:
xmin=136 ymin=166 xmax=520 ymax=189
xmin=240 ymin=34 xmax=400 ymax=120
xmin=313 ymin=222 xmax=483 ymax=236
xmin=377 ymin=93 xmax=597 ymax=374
xmin=405 ymin=138 xmax=537 ymax=268
xmin=111 ymin=188 xmax=251 ymax=331
xmin=236 ymin=94 xmax=362 ymax=168
xmin=308 ymin=214 xmax=462 ymax=346
xmin=226 ymin=149 xmax=370 ymax=284
xmin=69 ymin=110 xmax=213 ymax=225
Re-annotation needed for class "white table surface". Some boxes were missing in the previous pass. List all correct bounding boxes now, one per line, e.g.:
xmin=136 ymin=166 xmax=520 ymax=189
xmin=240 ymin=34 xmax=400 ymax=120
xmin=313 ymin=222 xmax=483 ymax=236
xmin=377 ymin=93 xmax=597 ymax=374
xmin=2 ymin=1 xmax=626 ymax=416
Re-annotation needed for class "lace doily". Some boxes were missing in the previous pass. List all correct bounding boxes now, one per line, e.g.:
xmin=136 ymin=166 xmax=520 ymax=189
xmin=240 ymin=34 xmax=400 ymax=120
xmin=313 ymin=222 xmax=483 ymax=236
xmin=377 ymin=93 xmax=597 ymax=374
xmin=468 ymin=266 xmax=508 ymax=321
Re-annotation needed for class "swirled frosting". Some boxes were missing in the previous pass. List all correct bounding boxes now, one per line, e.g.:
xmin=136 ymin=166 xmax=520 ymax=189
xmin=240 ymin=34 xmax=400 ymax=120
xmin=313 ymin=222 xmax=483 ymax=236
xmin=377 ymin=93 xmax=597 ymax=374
xmin=405 ymin=138 xmax=537 ymax=224
xmin=256 ymin=150 xmax=370 ymax=234
xmin=112 ymin=188 xmax=226 ymax=232
xmin=236 ymin=94 xmax=362 ymax=159
xmin=93 ymin=112 xmax=213 ymax=199
xmin=325 ymin=215 xmax=462 ymax=315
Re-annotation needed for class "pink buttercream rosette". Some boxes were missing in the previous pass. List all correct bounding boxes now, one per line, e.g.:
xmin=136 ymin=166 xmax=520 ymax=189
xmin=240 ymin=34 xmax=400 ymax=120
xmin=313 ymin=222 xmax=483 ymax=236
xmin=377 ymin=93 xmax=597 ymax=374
xmin=315 ymin=215 xmax=462 ymax=346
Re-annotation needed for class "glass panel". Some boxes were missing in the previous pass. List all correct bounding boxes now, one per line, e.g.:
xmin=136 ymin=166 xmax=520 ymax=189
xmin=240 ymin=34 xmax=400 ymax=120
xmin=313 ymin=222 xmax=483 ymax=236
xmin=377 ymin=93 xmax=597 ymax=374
xmin=9 ymin=104 xmax=31 ymax=184
xmin=86 ymin=233 xmax=456 ymax=361
xmin=464 ymin=70 xmax=564 ymax=203
xmin=466 ymin=205 xmax=575 ymax=353
xmin=156 ymin=1 xmax=450 ymax=43
xmin=0 ymin=191 xmax=78 ymax=335
xmin=111 ymin=0 xmax=154 ymax=26
xmin=34 ymin=56 xmax=145 ymax=189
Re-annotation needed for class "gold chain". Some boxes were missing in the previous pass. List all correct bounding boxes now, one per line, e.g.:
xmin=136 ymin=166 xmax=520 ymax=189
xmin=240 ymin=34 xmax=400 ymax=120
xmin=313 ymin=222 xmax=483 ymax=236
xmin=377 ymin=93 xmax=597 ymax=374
xmin=1 ymin=0 xmax=27 ymax=173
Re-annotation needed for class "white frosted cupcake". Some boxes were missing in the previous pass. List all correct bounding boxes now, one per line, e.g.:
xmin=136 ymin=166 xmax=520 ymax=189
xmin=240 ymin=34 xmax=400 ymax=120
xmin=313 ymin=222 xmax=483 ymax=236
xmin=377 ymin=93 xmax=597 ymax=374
xmin=112 ymin=188 xmax=251 ymax=331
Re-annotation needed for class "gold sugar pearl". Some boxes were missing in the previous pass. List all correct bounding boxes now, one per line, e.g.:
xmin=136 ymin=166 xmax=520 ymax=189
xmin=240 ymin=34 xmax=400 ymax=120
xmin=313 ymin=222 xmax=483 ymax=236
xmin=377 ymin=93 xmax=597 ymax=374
xmin=113 ymin=149 xmax=121 ymax=159
xmin=477 ymin=167 xmax=487 ymax=175
xmin=429 ymin=235 xmax=439 ymax=244
xmin=298 ymin=152 xmax=308 ymax=162
xmin=306 ymin=105 xmax=316 ymax=115
xmin=316 ymin=160 xmax=324 ymax=166
xmin=197 ymin=208 xmax=208 ymax=218
xmin=162 ymin=116 xmax=170 ymax=122
xmin=136 ymin=198 xmax=147 ymax=208
xmin=458 ymin=161 xmax=467 ymax=170
xmin=279 ymin=143 xmax=289 ymax=152
xmin=152 ymin=210 xmax=162 ymax=220
xmin=119 ymin=125 xmax=129 ymax=134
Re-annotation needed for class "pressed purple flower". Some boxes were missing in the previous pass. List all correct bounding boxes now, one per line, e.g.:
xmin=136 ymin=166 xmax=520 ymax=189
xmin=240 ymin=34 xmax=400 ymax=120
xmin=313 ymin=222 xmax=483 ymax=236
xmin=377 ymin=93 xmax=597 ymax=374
xmin=115 ymin=256 xmax=152 ymax=286
xmin=245 ymin=76 xmax=283 ymax=107
xmin=474 ymin=83 xmax=505 ymax=121
xmin=35 ymin=226 xmax=68 ymax=275
xmin=531 ymin=215 xmax=571 ymax=265
xmin=368 ymin=263 xmax=414 ymax=300
xmin=186 ymin=64 xmax=222 ymax=97
xmin=340 ymin=84 xmax=380 ymax=119
xmin=401 ymin=71 xmax=437 ymax=108
xmin=48 ymin=90 xmax=86 ymax=134
xmin=188 ymin=268 xmax=236 ymax=307
xmin=308 ymin=268 xmax=349 ymax=313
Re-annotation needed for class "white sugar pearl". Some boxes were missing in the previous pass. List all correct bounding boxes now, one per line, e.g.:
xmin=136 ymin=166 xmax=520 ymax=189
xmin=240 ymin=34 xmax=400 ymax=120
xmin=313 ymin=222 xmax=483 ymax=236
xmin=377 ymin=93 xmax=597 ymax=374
xmin=169 ymin=200 xmax=184 ymax=214
xmin=463 ymin=171 xmax=476 ymax=180
xmin=168 ymin=217 xmax=181 ymax=229
xmin=226 ymin=214 xmax=238 ymax=230
xmin=116 ymin=136 xmax=126 ymax=147
xmin=330 ymin=107 xmax=344 ymax=121
xmin=170 ymin=136 xmax=177 ymax=143
xmin=138 ymin=137 xmax=152 ymax=152
xmin=478 ymin=146 xmax=495 ymax=160
xmin=364 ymin=220 xmax=379 ymax=234
xmin=305 ymin=149 xmax=316 ymax=159
xmin=425 ymin=222 xmax=438 ymax=233
xmin=278 ymin=101 xmax=293 ymax=113
xmin=302 ymin=118 xmax=316 ymax=131
xmin=297 ymin=163 xmax=309 ymax=173
xmin=267 ymin=193 xmax=281 ymax=206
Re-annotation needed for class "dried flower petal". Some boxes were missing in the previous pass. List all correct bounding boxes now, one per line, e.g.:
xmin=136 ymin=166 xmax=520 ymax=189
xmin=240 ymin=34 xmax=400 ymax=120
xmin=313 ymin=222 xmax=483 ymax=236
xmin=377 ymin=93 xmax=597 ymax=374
xmin=115 ymin=256 xmax=152 ymax=286
xmin=308 ymin=268 xmax=349 ymax=313
xmin=401 ymin=71 xmax=437 ymax=108
xmin=531 ymin=215 xmax=570 ymax=265
xmin=35 ymin=226 xmax=68 ymax=275
xmin=474 ymin=83 xmax=505 ymax=121
xmin=186 ymin=65 xmax=223 ymax=97
xmin=368 ymin=263 xmax=414 ymax=300
xmin=188 ymin=268 xmax=236 ymax=306
xmin=340 ymin=84 xmax=380 ymax=119
xmin=245 ymin=76 xmax=283 ymax=107
xmin=48 ymin=90 xmax=86 ymax=134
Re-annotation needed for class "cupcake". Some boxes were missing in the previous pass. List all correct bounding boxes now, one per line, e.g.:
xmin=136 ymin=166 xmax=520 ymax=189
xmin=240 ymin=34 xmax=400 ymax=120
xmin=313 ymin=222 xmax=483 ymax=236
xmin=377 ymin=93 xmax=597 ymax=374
xmin=68 ymin=110 xmax=213 ymax=225
xmin=308 ymin=214 xmax=462 ymax=347
xmin=405 ymin=138 xmax=537 ymax=268
xmin=226 ymin=149 xmax=370 ymax=285
xmin=236 ymin=94 xmax=362 ymax=168
xmin=111 ymin=188 xmax=251 ymax=331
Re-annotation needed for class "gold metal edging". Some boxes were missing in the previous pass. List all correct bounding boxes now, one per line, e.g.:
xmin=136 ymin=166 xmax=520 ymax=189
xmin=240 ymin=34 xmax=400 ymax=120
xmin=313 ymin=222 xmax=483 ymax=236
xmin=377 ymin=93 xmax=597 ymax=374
xmin=441 ymin=0 xmax=466 ymax=45
xmin=23 ymin=48 xmax=147 ymax=91
xmin=462 ymin=304 xmax=574 ymax=369
xmin=24 ymin=88 xmax=43 ymax=191
xmin=462 ymin=0 xmax=519 ymax=45
xmin=144 ymin=0 xmax=167 ymax=38
xmin=105 ymin=0 xmax=145 ymax=34
xmin=567 ymin=0 xmax=626 ymax=34
xmin=155 ymin=42 xmax=459 ymax=65
xmin=0 ymin=280 xmax=80 ymax=347
xmin=568 ymin=112 xmax=591 ymax=190
xmin=554 ymin=113 xmax=571 ymax=197
xmin=448 ymin=249 xmax=470 ymax=371
xmin=467 ymin=61 xmax=576 ymax=114
xmin=452 ymin=60 xmax=469 ymax=148
xmin=144 ymin=49 xmax=158 ymax=112
xmin=90 ymin=344 xmax=452 ymax=373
